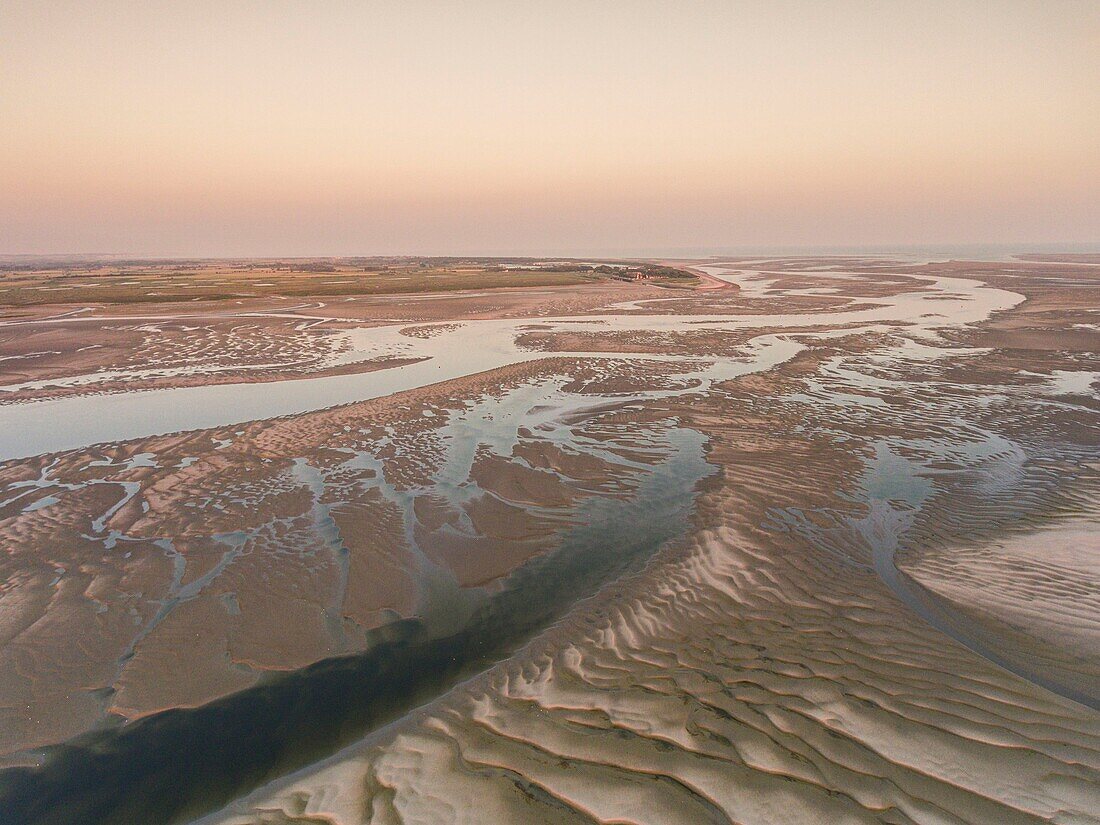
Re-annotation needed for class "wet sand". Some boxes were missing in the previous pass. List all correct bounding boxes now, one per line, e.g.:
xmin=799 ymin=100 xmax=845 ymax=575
xmin=0 ymin=256 xmax=1096 ymax=824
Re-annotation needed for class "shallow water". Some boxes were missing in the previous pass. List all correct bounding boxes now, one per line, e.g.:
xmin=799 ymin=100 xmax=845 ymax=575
xmin=0 ymin=272 xmax=1019 ymax=461
xmin=858 ymin=440 xmax=1099 ymax=708
xmin=3 ymin=261 xmax=1094 ymax=825
xmin=0 ymin=419 xmax=711 ymax=825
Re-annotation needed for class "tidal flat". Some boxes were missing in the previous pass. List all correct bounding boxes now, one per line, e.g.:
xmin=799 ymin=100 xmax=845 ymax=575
xmin=0 ymin=255 xmax=1096 ymax=824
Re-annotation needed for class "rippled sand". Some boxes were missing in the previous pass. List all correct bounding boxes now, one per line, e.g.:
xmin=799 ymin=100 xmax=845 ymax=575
xmin=0 ymin=256 xmax=1097 ymax=824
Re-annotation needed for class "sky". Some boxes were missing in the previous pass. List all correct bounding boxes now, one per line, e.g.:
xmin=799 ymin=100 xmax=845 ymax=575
xmin=1 ymin=1 xmax=1098 ymax=256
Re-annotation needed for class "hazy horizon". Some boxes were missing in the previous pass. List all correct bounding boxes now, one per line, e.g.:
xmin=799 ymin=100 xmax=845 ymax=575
xmin=3 ymin=1 xmax=1097 ymax=256
xmin=4 ymin=241 xmax=1100 ymax=262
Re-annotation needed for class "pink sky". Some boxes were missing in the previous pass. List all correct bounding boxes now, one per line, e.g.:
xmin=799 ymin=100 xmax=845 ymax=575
xmin=2 ymin=1 xmax=1097 ymax=256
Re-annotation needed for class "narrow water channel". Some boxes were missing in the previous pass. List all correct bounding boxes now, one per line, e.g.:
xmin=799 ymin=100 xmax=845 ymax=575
xmin=0 ymin=427 xmax=712 ymax=825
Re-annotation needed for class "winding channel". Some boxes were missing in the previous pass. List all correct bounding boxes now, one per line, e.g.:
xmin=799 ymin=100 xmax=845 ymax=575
xmin=0 ymin=271 xmax=1018 ymax=462
xmin=1 ymin=266 xmax=1059 ymax=824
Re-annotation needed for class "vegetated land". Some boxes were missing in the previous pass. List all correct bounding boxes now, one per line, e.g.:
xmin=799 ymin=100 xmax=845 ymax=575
xmin=0 ymin=257 xmax=697 ymax=307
